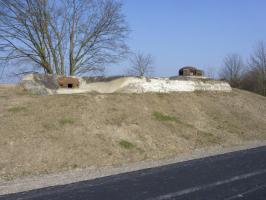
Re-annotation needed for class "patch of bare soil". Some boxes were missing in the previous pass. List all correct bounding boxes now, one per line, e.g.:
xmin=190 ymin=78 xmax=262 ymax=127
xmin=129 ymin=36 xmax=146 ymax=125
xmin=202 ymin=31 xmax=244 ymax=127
xmin=0 ymin=85 xmax=265 ymax=181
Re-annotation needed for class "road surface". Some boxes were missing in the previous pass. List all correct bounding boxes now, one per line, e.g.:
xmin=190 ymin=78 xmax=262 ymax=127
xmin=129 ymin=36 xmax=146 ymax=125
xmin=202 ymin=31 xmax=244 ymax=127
xmin=1 ymin=146 xmax=266 ymax=200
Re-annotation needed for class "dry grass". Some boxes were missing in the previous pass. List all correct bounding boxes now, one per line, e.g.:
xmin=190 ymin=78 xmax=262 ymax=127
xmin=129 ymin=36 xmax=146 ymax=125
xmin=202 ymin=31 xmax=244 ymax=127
xmin=0 ymin=85 xmax=266 ymax=181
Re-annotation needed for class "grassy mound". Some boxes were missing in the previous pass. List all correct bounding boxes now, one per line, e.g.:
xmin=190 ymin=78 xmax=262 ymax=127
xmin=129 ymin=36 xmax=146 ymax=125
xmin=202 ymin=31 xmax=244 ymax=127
xmin=0 ymin=85 xmax=265 ymax=180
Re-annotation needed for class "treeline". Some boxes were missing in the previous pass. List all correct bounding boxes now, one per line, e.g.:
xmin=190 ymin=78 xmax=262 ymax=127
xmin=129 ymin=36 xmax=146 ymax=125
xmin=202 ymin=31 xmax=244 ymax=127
xmin=220 ymin=41 xmax=266 ymax=96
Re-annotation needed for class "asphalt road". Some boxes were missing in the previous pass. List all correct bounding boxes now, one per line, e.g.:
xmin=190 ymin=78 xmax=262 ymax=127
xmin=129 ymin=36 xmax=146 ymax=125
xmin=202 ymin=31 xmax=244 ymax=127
xmin=1 ymin=146 xmax=266 ymax=200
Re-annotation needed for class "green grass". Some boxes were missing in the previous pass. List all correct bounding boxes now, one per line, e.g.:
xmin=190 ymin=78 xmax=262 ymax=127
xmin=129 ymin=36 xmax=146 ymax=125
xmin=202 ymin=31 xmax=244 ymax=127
xmin=7 ymin=106 xmax=27 ymax=113
xmin=59 ymin=117 xmax=75 ymax=125
xmin=152 ymin=111 xmax=195 ymax=129
xmin=152 ymin=111 xmax=178 ymax=122
xmin=118 ymin=140 xmax=135 ymax=149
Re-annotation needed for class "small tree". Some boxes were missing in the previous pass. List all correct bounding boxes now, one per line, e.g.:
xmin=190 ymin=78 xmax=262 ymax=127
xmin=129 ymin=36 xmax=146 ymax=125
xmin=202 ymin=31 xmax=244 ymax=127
xmin=127 ymin=52 xmax=154 ymax=77
xmin=220 ymin=54 xmax=244 ymax=87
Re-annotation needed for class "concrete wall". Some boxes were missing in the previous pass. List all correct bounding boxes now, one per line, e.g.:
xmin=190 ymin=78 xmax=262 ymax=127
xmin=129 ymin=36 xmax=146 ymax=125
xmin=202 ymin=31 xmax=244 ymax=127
xmin=20 ymin=74 xmax=232 ymax=95
xmin=56 ymin=77 xmax=232 ymax=94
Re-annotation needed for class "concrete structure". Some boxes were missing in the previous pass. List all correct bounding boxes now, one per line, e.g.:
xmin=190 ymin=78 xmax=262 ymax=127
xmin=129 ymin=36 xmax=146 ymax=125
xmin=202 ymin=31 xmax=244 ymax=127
xmin=20 ymin=74 xmax=232 ymax=95
xmin=55 ymin=77 xmax=232 ymax=94
xmin=179 ymin=66 xmax=203 ymax=76
xmin=57 ymin=77 xmax=79 ymax=88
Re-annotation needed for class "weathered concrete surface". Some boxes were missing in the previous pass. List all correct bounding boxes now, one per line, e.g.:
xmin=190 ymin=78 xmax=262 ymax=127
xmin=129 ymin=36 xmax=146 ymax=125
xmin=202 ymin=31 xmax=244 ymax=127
xmin=20 ymin=74 xmax=58 ymax=95
xmin=57 ymin=77 xmax=232 ymax=94
xmin=20 ymin=74 xmax=232 ymax=95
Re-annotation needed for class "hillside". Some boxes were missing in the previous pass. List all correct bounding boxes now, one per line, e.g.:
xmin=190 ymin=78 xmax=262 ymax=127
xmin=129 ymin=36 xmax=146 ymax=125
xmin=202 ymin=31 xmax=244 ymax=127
xmin=0 ymin=85 xmax=266 ymax=181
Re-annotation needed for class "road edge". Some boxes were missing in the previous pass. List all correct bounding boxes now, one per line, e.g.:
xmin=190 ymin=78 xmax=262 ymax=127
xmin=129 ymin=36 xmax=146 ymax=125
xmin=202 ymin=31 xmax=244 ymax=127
xmin=1 ymin=140 xmax=266 ymax=195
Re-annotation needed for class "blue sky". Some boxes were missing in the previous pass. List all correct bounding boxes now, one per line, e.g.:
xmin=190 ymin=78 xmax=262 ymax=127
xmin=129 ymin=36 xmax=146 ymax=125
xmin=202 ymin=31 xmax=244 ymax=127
xmin=1 ymin=0 xmax=266 ymax=82
xmin=107 ymin=0 xmax=266 ymax=77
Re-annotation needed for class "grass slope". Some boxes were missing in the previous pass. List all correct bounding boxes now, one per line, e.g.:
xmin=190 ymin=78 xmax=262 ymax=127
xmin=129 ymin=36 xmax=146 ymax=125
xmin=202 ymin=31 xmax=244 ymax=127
xmin=0 ymin=85 xmax=266 ymax=181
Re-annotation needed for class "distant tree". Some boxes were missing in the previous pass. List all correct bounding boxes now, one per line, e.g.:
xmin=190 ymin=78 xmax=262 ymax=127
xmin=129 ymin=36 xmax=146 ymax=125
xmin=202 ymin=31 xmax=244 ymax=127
xmin=127 ymin=52 xmax=154 ymax=77
xmin=220 ymin=54 xmax=245 ymax=88
xmin=205 ymin=66 xmax=217 ymax=79
xmin=0 ymin=0 xmax=129 ymax=76
xmin=240 ymin=68 xmax=258 ymax=93
xmin=248 ymin=41 xmax=266 ymax=96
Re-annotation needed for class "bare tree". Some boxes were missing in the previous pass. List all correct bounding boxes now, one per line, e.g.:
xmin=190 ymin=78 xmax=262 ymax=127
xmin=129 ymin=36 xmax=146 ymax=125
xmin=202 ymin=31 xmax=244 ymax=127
xmin=240 ymin=68 xmax=258 ymax=93
xmin=249 ymin=41 xmax=266 ymax=96
xmin=220 ymin=53 xmax=244 ymax=87
xmin=205 ymin=66 xmax=217 ymax=79
xmin=0 ymin=0 xmax=129 ymax=76
xmin=127 ymin=52 xmax=154 ymax=77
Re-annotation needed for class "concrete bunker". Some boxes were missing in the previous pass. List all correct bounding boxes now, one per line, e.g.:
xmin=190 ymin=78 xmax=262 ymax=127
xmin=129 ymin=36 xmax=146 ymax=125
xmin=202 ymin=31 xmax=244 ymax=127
xmin=57 ymin=77 xmax=80 ymax=88
xmin=179 ymin=66 xmax=203 ymax=76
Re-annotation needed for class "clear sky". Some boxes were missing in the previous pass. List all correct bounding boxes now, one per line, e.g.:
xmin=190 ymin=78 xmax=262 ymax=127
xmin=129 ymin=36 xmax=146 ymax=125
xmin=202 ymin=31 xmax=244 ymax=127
xmin=1 ymin=0 xmax=266 ymax=82
xmin=107 ymin=0 xmax=266 ymax=77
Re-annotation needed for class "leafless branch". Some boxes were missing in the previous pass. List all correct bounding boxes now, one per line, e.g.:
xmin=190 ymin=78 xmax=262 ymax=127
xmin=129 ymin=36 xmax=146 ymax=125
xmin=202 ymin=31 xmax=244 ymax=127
xmin=0 ymin=0 xmax=129 ymax=76
xmin=248 ymin=41 xmax=266 ymax=96
xmin=220 ymin=53 xmax=244 ymax=87
xmin=127 ymin=52 xmax=154 ymax=77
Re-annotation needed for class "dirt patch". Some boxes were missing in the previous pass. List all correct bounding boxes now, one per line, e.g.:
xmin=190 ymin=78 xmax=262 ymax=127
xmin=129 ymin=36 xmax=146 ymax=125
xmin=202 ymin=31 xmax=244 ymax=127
xmin=0 ymin=85 xmax=265 ymax=181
